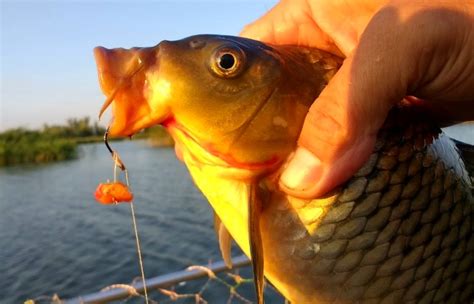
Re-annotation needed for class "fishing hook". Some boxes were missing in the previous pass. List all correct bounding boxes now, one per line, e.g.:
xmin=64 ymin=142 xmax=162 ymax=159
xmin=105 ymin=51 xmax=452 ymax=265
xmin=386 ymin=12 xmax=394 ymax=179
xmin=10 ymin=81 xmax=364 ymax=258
xmin=104 ymin=126 xmax=126 ymax=171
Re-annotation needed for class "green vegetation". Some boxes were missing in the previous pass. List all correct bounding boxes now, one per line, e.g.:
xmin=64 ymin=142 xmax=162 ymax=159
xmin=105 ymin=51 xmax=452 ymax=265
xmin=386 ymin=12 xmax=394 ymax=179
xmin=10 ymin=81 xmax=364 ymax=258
xmin=0 ymin=118 xmax=174 ymax=167
xmin=0 ymin=117 xmax=105 ymax=167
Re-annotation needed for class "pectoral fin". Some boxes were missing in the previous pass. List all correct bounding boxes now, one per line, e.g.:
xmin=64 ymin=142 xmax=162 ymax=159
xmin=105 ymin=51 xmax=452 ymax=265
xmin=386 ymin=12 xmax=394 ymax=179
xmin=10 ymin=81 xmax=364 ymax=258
xmin=248 ymin=184 xmax=264 ymax=304
xmin=213 ymin=212 xmax=233 ymax=269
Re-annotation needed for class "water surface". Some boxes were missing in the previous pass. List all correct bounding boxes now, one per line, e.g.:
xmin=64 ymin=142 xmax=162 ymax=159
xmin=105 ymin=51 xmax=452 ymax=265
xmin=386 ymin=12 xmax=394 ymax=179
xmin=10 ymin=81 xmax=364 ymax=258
xmin=1 ymin=123 xmax=472 ymax=302
xmin=0 ymin=141 xmax=282 ymax=302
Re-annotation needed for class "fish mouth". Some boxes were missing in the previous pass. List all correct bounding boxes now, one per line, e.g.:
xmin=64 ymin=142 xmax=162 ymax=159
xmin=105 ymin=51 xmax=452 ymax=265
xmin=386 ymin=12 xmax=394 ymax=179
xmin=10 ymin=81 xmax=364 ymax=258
xmin=94 ymin=46 xmax=164 ymax=137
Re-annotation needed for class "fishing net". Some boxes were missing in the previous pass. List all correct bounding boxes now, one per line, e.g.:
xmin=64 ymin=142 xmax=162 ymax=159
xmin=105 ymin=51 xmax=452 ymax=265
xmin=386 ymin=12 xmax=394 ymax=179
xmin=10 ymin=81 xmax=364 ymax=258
xmin=25 ymin=262 xmax=286 ymax=303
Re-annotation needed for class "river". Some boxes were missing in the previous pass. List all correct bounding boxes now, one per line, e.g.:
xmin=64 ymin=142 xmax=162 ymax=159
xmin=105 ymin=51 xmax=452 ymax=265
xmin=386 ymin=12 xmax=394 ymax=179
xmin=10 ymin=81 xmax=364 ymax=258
xmin=0 ymin=141 xmax=283 ymax=303
xmin=1 ymin=124 xmax=472 ymax=303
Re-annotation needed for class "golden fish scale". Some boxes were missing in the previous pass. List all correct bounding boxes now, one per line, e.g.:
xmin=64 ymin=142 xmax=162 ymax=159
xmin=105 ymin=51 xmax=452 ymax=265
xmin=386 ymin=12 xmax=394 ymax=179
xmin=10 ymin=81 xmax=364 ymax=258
xmin=259 ymin=121 xmax=473 ymax=303
xmin=92 ymin=36 xmax=472 ymax=303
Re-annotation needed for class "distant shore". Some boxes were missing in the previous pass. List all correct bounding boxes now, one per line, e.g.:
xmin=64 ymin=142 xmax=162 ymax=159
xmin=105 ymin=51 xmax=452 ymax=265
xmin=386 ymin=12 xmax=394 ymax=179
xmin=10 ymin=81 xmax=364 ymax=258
xmin=0 ymin=118 xmax=172 ymax=167
xmin=2 ymin=118 xmax=470 ymax=167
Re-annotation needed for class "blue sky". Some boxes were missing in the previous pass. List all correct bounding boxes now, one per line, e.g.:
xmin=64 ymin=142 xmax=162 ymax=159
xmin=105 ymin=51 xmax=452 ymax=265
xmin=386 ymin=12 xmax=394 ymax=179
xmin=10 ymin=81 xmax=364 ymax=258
xmin=1 ymin=0 xmax=277 ymax=130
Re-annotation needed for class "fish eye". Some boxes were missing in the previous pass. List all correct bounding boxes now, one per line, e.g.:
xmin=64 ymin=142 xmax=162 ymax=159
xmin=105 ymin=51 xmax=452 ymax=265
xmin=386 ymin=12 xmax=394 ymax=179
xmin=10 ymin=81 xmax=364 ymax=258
xmin=210 ymin=45 xmax=246 ymax=78
xmin=219 ymin=53 xmax=235 ymax=70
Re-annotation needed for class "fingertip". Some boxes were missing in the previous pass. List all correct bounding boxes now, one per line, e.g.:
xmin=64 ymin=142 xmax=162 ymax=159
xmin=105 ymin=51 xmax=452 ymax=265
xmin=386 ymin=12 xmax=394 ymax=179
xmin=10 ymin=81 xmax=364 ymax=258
xmin=239 ymin=23 xmax=264 ymax=41
xmin=240 ymin=17 xmax=278 ymax=44
xmin=279 ymin=147 xmax=326 ymax=198
xmin=239 ymin=0 xmax=285 ymax=43
xmin=279 ymin=133 xmax=377 ymax=199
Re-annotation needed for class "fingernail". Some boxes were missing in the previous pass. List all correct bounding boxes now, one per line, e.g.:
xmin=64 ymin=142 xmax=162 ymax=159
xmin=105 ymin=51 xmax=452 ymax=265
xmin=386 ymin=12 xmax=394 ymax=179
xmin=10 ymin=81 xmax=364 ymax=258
xmin=280 ymin=147 xmax=322 ymax=191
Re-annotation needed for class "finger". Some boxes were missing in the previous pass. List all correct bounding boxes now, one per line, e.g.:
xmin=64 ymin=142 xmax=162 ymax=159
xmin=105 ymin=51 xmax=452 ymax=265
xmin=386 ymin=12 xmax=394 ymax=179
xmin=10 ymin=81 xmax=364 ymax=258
xmin=279 ymin=6 xmax=409 ymax=198
xmin=240 ymin=0 xmax=340 ymax=54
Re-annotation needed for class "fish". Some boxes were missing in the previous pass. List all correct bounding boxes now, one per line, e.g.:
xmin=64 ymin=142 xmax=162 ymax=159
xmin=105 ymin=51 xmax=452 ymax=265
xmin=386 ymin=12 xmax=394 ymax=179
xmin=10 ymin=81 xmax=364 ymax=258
xmin=93 ymin=35 xmax=474 ymax=303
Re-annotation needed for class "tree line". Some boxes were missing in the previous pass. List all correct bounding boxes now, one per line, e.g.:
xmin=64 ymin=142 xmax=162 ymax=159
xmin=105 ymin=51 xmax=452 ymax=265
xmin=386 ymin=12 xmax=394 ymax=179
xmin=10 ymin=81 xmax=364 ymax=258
xmin=0 ymin=117 xmax=106 ymax=166
xmin=0 ymin=117 xmax=173 ymax=166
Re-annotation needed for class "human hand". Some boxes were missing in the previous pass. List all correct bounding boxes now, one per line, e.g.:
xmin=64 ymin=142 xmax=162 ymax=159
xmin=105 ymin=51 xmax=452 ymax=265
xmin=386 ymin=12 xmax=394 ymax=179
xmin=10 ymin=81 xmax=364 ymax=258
xmin=241 ymin=0 xmax=387 ymax=56
xmin=242 ymin=0 xmax=474 ymax=198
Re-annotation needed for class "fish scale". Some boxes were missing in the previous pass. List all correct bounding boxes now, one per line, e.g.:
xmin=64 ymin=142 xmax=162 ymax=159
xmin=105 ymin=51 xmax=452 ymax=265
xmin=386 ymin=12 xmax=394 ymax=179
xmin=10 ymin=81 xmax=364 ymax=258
xmin=93 ymin=35 xmax=473 ymax=303
xmin=260 ymin=120 xmax=473 ymax=303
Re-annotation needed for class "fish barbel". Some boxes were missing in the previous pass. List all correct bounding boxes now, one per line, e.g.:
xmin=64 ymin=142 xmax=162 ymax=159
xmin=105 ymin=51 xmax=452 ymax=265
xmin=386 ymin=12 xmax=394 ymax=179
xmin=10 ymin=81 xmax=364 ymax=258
xmin=94 ymin=35 xmax=474 ymax=303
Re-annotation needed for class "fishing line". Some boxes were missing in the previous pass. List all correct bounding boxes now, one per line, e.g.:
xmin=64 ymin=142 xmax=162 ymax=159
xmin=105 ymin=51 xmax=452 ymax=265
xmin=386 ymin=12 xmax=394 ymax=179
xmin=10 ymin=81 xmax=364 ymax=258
xmin=105 ymin=128 xmax=149 ymax=304
xmin=125 ymin=171 xmax=149 ymax=304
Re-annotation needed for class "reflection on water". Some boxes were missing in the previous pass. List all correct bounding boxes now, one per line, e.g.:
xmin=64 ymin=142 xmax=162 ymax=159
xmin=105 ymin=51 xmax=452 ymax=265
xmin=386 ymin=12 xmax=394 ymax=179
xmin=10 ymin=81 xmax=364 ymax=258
xmin=0 ymin=141 xmax=280 ymax=302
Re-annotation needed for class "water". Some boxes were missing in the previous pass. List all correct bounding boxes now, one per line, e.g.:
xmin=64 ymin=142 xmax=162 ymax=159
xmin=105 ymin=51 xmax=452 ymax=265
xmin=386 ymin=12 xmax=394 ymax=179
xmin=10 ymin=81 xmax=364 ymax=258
xmin=443 ymin=123 xmax=474 ymax=144
xmin=1 ymin=124 xmax=471 ymax=303
xmin=0 ymin=141 xmax=282 ymax=303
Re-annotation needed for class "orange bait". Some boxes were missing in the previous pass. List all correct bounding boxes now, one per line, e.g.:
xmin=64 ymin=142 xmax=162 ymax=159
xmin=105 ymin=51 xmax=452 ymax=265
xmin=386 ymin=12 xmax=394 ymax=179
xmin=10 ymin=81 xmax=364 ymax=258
xmin=94 ymin=126 xmax=133 ymax=205
xmin=94 ymin=182 xmax=133 ymax=204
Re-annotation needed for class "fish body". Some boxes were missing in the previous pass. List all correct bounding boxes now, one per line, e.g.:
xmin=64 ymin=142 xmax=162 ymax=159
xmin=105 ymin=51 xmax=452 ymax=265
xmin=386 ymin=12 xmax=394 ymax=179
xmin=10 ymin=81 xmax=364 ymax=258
xmin=94 ymin=35 xmax=474 ymax=303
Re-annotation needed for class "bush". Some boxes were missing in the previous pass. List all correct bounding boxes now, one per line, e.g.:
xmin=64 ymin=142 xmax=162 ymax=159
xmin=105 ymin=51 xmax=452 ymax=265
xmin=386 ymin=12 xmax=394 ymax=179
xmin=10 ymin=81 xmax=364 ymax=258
xmin=0 ymin=116 xmax=103 ymax=167
xmin=0 ymin=134 xmax=78 ymax=166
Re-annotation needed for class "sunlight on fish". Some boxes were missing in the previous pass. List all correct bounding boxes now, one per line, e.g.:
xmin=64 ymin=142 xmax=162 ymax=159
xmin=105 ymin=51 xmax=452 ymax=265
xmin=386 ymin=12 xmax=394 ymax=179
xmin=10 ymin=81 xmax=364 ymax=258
xmin=147 ymin=77 xmax=172 ymax=110
xmin=94 ymin=35 xmax=474 ymax=303
xmin=95 ymin=47 xmax=148 ymax=120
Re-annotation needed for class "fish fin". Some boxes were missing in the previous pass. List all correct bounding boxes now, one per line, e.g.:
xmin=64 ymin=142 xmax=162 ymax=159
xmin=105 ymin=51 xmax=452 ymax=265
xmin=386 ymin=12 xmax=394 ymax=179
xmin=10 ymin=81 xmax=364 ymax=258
xmin=213 ymin=212 xmax=233 ymax=269
xmin=213 ymin=211 xmax=221 ymax=237
xmin=248 ymin=183 xmax=265 ymax=304
xmin=452 ymin=138 xmax=474 ymax=182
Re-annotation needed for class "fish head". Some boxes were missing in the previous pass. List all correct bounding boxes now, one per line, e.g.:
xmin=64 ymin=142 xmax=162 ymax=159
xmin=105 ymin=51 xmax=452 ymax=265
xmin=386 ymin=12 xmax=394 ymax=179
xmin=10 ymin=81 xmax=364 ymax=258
xmin=95 ymin=35 xmax=340 ymax=177
xmin=94 ymin=35 xmax=341 ymax=282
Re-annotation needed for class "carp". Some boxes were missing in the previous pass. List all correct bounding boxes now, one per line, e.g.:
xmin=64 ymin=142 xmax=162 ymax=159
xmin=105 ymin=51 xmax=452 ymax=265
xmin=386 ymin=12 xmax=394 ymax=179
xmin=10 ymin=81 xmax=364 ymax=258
xmin=94 ymin=35 xmax=474 ymax=303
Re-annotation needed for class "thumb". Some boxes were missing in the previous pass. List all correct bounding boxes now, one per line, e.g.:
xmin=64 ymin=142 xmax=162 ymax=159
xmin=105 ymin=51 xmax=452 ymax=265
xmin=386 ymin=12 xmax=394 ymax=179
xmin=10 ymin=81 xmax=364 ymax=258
xmin=240 ymin=0 xmax=338 ymax=53
xmin=279 ymin=9 xmax=409 ymax=198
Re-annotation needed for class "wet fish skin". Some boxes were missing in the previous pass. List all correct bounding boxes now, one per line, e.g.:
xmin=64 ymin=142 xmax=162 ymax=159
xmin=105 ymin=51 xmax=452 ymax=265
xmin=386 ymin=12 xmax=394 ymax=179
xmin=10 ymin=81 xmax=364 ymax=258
xmin=94 ymin=35 xmax=341 ymax=166
xmin=259 ymin=115 xmax=474 ymax=303
xmin=93 ymin=35 xmax=474 ymax=303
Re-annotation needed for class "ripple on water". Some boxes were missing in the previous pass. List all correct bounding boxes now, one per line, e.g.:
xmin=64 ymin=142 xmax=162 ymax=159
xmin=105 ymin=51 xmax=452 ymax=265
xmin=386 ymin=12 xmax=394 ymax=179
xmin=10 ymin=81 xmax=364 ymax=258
xmin=0 ymin=142 xmax=230 ymax=302
xmin=2 ymin=126 xmax=472 ymax=302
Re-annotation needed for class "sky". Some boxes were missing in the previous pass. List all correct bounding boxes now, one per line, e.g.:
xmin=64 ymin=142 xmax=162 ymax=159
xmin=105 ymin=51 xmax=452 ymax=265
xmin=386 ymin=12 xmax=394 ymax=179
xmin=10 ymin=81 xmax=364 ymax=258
xmin=1 ymin=0 xmax=278 ymax=130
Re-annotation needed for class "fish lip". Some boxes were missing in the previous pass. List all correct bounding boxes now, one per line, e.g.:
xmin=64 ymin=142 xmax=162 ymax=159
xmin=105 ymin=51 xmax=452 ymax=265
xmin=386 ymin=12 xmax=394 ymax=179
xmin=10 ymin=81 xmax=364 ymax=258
xmin=108 ymin=110 xmax=163 ymax=137
xmin=94 ymin=46 xmax=155 ymax=134
xmin=94 ymin=46 xmax=121 ymax=119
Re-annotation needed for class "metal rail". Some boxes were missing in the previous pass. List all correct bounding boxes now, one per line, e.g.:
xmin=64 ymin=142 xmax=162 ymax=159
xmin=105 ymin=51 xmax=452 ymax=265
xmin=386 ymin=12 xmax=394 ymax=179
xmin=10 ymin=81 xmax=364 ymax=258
xmin=65 ymin=255 xmax=251 ymax=303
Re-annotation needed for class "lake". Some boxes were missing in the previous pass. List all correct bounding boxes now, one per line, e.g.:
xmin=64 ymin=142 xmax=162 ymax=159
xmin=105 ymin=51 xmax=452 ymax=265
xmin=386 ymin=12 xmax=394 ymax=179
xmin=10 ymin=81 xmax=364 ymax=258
xmin=443 ymin=123 xmax=474 ymax=145
xmin=0 ymin=141 xmax=283 ymax=303
xmin=1 ymin=124 xmax=472 ymax=303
